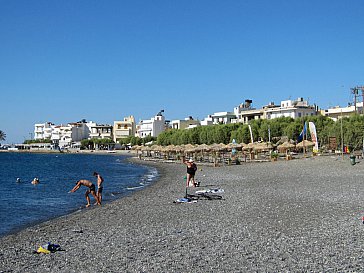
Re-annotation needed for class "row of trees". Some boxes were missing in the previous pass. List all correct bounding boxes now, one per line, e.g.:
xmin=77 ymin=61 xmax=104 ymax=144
xmin=156 ymin=115 xmax=364 ymax=151
xmin=23 ymin=138 xmax=52 ymax=144
xmin=81 ymin=138 xmax=115 ymax=150
xmin=6 ymin=114 xmax=362 ymax=151
xmin=118 ymin=135 xmax=156 ymax=146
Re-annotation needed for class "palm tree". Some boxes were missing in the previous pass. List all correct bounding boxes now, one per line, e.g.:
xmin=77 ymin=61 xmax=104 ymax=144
xmin=0 ymin=130 xmax=6 ymax=142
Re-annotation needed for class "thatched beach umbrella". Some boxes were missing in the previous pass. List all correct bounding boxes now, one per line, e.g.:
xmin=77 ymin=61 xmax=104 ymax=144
xmin=277 ymin=141 xmax=295 ymax=152
xmin=182 ymin=144 xmax=197 ymax=159
xmin=194 ymin=144 xmax=212 ymax=161
xmin=245 ymin=142 xmax=256 ymax=150
xmin=209 ymin=143 xmax=227 ymax=164
xmin=131 ymin=145 xmax=142 ymax=156
xmin=140 ymin=146 xmax=150 ymax=151
xmin=196 ymin=144 xmax=211 ymax=152
xmin=226 ymin=143 xmax=243 ymax=151
xmin=209 ymin=143 xmax=227 ymax=152
xmin=296 ymin=140 xmax=314 ymax=148
xmin=150 ymin=145 xmax=161 ymax=151
xmin=253 ymin=142 xmax=273 ymax=152
xmin=140 ymin=145 xmax=152 ymax=157
xmin=174 ymin=145 xmax=184 ymax=153
xmin=182 ymin=144 xmax=195 ymax=152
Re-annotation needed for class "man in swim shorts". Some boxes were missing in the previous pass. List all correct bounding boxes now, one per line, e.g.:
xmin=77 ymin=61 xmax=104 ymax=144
xmin=70 ymin=179 xmax=100 ymax=207
xmin=93 ymin=172 xmax=104 ymax=204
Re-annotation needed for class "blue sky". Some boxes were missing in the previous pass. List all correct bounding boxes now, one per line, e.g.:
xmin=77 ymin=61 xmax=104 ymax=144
xmin=1 ymin=0 xmax=364 ymax=143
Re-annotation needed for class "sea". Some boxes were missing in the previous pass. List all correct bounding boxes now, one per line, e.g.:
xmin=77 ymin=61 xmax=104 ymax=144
xmin=0 ymin=152 xmax=157 ymax=238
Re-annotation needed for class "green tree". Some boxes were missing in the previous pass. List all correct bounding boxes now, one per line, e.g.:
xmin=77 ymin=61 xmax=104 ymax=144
xmin=0 ymin=130 xmax=5 ymax=142
xmin=241 ymin=125 xmax=251 ymax=144
xmin=212 ymin=126 xmax=228 ymax=144
xmin=23 ymin=138 xmax=52 ymax=144
xmin=143 ymin=115 xmax=364 ymax=151
xmin=258 ymin=122 xmax=270 ymax=142
xmin=81 ymin=139 xmax=94 ymax=150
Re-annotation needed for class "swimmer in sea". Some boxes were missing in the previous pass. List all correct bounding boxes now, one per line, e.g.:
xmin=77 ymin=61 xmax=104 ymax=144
xmin=31 ymin=177 xmax=39 ymax=185
xmin=69 ymin=179 xmax=100 ymax=207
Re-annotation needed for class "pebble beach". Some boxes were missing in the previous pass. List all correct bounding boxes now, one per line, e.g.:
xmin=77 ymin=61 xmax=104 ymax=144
xmin=1 ymin=155 xmax=364 ymax=272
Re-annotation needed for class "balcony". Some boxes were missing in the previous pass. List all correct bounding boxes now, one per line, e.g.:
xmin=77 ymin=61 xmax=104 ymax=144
xmin=114 ymin=129 xmax=131 ymax=137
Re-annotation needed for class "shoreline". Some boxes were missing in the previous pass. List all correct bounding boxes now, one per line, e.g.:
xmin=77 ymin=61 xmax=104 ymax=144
xmin=0 ymin=153 xmax=157 ymax=239
xmin=1 ymin=156 xmax=364 ymax=272
xmin=0 ymin=149 xmax=133 ymax=155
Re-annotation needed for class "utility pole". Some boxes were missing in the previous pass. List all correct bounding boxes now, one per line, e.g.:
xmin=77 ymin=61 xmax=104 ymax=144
xmin=351 ymin=86 xmax=364 ymax=114
xmin=361 ymin=87 xmax=364 ymax=114
xmin=341 ymin=110 xmax=344 ymax=160
xmin=351 ymin=87 xmax=358 ymax=113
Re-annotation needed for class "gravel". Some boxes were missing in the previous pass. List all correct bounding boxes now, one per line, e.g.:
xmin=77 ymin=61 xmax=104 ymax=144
xmin=1 ymin=155 xmax=364 ymax=272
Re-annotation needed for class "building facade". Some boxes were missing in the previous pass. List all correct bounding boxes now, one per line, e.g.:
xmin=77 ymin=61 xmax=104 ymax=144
xmin=170 ymin=116 xmax=200 ymax=130
xmin=136 ymin=111 xmax=166 ymax=138
xmin=263 ymin=98 xmax=317 ymax=120
xmin=322 ymin=102 xmax=363 ymax=121
xmin=34 ymin=122 xmax=54 ymax=140
xmin=51 ymin=121 xmax=92 ymax=148
xmin=88 ymin=122 xmax=113 ymax=140
xmin=113 ymin=116 xmax=136 ymax=142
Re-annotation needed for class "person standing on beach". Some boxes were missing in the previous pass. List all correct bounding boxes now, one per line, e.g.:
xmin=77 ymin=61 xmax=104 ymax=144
xmin=69 ymin=179 xmax=100 ymax=207
xmin=184 ymin=158 xmax=198 ymax=187
xmin=93 ymin=172 xmax=104 ymax=204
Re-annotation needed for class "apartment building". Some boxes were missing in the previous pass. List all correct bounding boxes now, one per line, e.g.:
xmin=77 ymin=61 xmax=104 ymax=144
xmin=51 ymin=121 xmax=92 ymax=148
xmin=263 ymin=98 xmax=317 ymax=120
xmin=34 ymin=122 xmax=54 ymax=140
xmin=322 ymin=102 xmax=363 ymax=121
xmin=201 ymin=112 xmax=237 ymax=125
xmin=234 ymin=100 xmax=265 ymax=124
xmin=136 ymin=111 xmax=166 ymax=138
xmin=170 ymin=116 xmax=200 ymax=130
xmin=113 ymin=116 xmax=136 ymax=142
xmin=88 ymin=122 xmax=113 ymax=140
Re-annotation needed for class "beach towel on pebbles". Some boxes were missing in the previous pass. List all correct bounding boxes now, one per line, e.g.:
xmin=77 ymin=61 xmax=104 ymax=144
xmin=173 ymin=198 xmax=197 ymax=204
xmin=195 ymin=188 xmax=224 ymax=195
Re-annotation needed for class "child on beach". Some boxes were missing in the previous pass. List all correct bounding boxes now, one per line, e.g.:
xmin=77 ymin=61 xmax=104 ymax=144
xmin=69 ymin=179 xmax=101 ymax=207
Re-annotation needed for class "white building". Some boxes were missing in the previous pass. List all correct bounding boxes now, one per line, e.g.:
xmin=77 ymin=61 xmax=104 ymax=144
xmin=322 ymin=102 xmax=363 ymax=121
xmin=113 ymin=116 xmax=136 ymax=142
xmin=213 ymin=111 xmax=237 ymax=124
xmin=202 ymin=112 xmax=237 ymax=125
xmin=88 ymin=122 xmax=113 ymax=140
xmin=264 ymin=98 xmax=317 ymax=120
xmin=234 ymin=99 xmax=265 ymax=124
xmin=170 ymin=116 xmax=200 ymax=130
xmin=200 ymin=115 xmax=214 ymax=126
xmin=34 ymin=122 xmax=54 ymax=140
xmin=136 ymin=111 xmax=166 ymax=138
xmin=51 ymin=121 xmax=92 ymax=148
